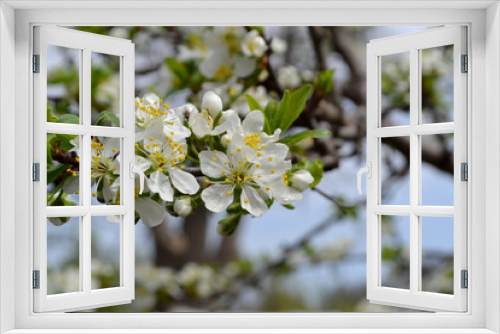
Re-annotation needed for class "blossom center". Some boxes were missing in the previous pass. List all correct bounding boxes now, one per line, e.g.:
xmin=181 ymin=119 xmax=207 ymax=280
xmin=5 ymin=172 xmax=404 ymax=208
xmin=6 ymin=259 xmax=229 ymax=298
xmin=244 ymin=133 xmax=263 ymax=150
xmin=214 ymin=64 xmax=233 ymax=81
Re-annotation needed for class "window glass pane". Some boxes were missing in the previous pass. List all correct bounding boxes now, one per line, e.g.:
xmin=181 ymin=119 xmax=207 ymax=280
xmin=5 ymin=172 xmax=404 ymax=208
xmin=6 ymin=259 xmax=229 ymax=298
xmin=421 ymin=45 xmax=454 ymax=124
xmin=47 ymin=133 xmax=81 ymax=206
xmin=92 ymin=216 xmax=121 ymax=290
xmin=421 ymin=216 xmax=454 ymax=294
xmin=421 ymin=134 xmax=454 ymax=206
xmin=91 ymin=136 xmax=121 ymax=205
xmin=381 ymin=137 xmax=410 ymax=205
xmin=47 ymin=216 xmax=80 ymax=295
xmin=380 ymin=52 xmax=410 ymax=127
xmin=47 ymin=44 xmax=80 ymax=124
xmin=91 ymin=52 xmax=121 ymax=127
xmin=381 ymin=215 xmax=410 ymax=289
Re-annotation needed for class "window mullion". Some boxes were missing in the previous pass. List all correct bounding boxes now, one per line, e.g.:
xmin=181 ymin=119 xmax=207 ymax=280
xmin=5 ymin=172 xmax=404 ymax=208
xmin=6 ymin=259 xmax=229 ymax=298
xmin=409 ymin=47 xmax=420 ymax=294
xmin=81 ymin=47 xmax=92 ymax=294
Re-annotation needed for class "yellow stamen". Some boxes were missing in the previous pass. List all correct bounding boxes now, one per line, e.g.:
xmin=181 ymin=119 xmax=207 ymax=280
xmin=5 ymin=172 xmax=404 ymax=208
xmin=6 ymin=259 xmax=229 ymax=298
xmin=204 ymin=179 xmax=209 ymax=183
xmin=244 ymin=199 xmax=249 ymax=203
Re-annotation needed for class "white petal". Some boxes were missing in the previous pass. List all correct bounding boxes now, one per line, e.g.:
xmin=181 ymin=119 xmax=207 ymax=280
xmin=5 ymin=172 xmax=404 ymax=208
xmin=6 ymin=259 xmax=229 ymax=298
xmin=169 ymin=168 xmax=200 ymax=195
xmin=188 ymin=112 xmax=211 ymax=138
xmin=241 ymin=185 xmax=268 ymax=217
xmin=262 ymin=143 xmax=289 ymax=160
xmin=63 ymin=175 xmax=79 ymax=194
xmin=135 ymin=197 xmax=165 ymax=227
xmin=242 ymin=110 xmax=264 ymax=134
xmin=201 ymin=184 xmax=234 ymax=213
xmin=135 ymin=155 xmax=151 ymax=172
xmin=233 ymin=56 xmax=256 ymax=78
xmin=262 ymin=128 xmax=281 ymax=144
xmin=148 ymin=170 xmax=174 ymax=201
xmin=199 ymin=150 xmax=229 ymax=178
xmin=102 ymin=137 xmax=120 ymax=159
xmin=202 ymin=90 xmax=223 ymax=119
xmin=275 ymin=186 xmax=303 ymax=205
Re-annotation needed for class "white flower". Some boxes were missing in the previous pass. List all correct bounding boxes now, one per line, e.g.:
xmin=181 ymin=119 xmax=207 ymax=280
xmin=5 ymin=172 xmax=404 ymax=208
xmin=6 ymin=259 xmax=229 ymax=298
xmin=138 ymin=120 xmax=200 ymax=201
xmin=135 ymin=94 xmax=192 ymax=143
xmin=277 ymin=65 xmax=301 ymax=89
xmin=90 ymin=137 xmax=121 ymax=204
xmin=228 ymin=110 xmax=283 ymax=155
xmin=173 ymin=197 xmax=193 ymax=217
xmin=202 ymin=90 xmax=223 ymax=118
xmin=199 ymin=49 xmax=255 ymax=82
xmin=199 ymin=118 xmax=291 ymax=216
xmin=289 ymin=170 xmax=314 ymax=191
xmin=270 ymin=37 xmax=287 ymax=55
xmin=188 ymin=92 xmax=240 ymax=138
xmin=241 ymin=30 xmax=268 ymax=58
xmin=301 ymin=69 xmax=315 ymax=82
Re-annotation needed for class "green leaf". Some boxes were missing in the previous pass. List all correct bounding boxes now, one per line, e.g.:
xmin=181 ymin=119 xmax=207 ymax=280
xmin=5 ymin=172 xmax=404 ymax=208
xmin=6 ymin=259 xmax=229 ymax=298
xmin=217 ymin=214 xmax=241 ymax=236
xmin=47 ymin=164 xmax=71 ymax=184
xmin=274 ymin=90 xmax=290 ymax=132
xmin=309 ymin=160 xmax=324 ymax=188
xmin=279 ymin=129 xmax=331 ymax=146
xmin=165 ymin=57 xmax=190 ymax=82
xmin=47 ymin=100 xmax=58 ymax=122
xmin=263 ymin=100 xmax=278 ymax=134
xmin=282 ymin=204 xmax=295 ymax=210
xmin=314 ymin=69 xmax=335 ymax=97
xmin=95 ymin=111 xmax=120 ymax=127
xmin=57 ymin=114 xmax=80 ymax=124
xmin=278 ymin=84 xmax=312 ymax=133
xmin=245 ymin=94 xmax=263 ymax=112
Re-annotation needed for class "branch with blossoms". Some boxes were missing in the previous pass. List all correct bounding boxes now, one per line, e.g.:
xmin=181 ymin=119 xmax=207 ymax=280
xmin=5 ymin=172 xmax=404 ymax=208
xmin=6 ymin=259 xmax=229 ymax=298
xmin=130 ymin=87 xmax=331 ymax=234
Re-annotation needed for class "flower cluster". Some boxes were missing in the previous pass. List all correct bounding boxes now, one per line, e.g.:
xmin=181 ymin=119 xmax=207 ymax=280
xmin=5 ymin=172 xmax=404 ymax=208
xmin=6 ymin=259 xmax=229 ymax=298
xmin=47 ymin=26 xmax=330 ymax=234
xmin=128 ymin=90 xmax=318 ymax=232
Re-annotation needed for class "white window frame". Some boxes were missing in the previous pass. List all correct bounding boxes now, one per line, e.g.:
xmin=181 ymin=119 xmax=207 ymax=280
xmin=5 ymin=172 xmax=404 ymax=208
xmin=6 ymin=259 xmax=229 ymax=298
xmin=33 ymin=25 xmax=136 ymax=313
xmin=1 ymin=1 xmax=499 ymax=333
xmin=365 ymin=26 xmax=467 ymax=312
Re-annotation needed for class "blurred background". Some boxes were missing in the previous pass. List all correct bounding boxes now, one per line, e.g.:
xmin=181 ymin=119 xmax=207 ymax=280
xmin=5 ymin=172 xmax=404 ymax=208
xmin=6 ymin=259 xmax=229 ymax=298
xmin=46 ymin=26 xmax=455 ymax=312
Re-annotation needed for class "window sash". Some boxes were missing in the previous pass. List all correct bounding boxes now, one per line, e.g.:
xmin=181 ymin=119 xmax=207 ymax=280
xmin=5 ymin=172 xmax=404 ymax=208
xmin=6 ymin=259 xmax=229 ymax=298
xmin=366 ymin=26 xmax=467 ymax=312
xmin=33 ymin=25 xmax=135 ymax=313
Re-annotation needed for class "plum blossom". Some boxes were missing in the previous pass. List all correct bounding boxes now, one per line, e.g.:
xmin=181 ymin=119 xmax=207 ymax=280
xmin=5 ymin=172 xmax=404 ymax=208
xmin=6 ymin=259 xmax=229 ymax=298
xmin=90 ymin=137 xmax=121 ymax=204
xmin=135 ymin=93 xmax=191 ymax=143
xmin=137 ymin=120 xmax=200 ymax=202
xmin=270 ymin=37 xmax=287 ymax=55
xmin=188 ymin=91 xmax=239 ymax=138
xmin=289 ymin=169 xmax=314 ymax=191
xmin=199 ymin=27 xmax=256 ymax=82
xmin=199 ymin=111 xmax=302 ymax=216
xmin=277 ymin=65 xmax=301 ymax=89
xmin=241 ymin=30 xmax=268 ymax=57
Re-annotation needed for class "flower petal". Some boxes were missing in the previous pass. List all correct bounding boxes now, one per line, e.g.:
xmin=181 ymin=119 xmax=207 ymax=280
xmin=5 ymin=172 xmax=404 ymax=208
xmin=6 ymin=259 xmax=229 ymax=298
xmin=241 ymin=185 xmax=268 ymax=217
xmin=188 ymin=112 xmax=211 ymax=138
xmin=148 ymin=170 xmax=174 ymax=201
xmin=169 ymin=168 xmax=200 ymax=195
xmin=201 ymin=184 xmax=234 ymax=213
xmin=199 ymin=150 xmax=229 ymax=178
xmin=135 ymin=155 xmax=151 ymax=172
xmin=63 ymin=175 xmax=79 ymax=194
xmin=242 ymin=110 xmax=264 ymax=134
xmin=135 ymin=197 xmax=165 ymax=227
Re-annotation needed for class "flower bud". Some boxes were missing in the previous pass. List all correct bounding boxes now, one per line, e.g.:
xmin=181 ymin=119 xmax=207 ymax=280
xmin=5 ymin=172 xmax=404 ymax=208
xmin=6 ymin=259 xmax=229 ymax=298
xmin=221 ymin=134 xmax=230 ymax=148
xmin=290 ymin=170 xmax=314 ymax=192
xmin=173 ymin=196 xmax=193 ymax=217
xmin=202 ymin=91 xmax=223 ymax=119
xmin=216 ymin=214 xmax=241 ymax=236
